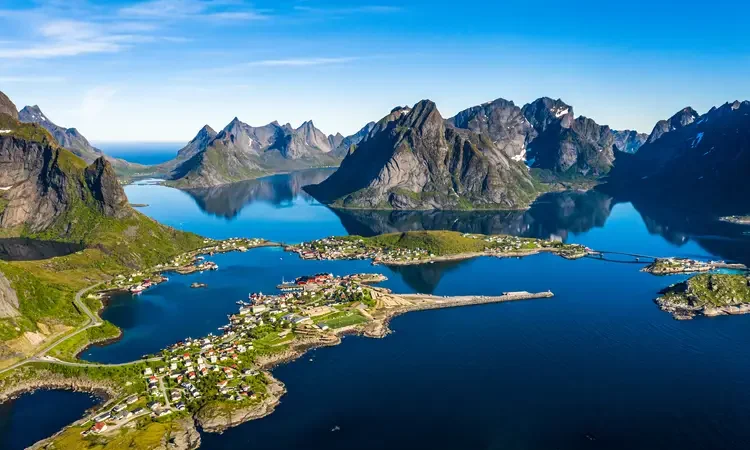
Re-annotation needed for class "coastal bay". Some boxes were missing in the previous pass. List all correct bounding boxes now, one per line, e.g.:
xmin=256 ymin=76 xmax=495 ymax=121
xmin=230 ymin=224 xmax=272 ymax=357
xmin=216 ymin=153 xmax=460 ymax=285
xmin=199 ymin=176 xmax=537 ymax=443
xmin=3 ymin=171 xmax=750 ymax=450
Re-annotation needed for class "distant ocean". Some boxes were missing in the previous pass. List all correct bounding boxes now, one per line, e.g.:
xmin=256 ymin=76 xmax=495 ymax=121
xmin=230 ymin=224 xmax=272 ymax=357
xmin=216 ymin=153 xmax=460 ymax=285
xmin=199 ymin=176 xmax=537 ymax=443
xmin=92 ymin=141 xmax=183 ymax=165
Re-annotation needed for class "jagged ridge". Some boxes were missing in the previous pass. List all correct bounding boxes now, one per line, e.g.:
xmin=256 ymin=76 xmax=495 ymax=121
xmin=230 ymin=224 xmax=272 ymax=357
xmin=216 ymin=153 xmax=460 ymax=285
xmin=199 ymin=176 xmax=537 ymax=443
xmin=304 ymin=100 xmax=542 ymax=210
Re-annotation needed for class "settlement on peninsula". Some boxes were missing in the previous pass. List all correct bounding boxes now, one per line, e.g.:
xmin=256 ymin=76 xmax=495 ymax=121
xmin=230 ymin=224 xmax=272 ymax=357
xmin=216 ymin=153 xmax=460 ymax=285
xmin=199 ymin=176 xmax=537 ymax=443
xmin=285 ymin=230 xmax=591 ymax=265
xmin=2 ymin=230 xmax=750 ymax=450
xmin=1 ymin=231 xmax=561 ymax=450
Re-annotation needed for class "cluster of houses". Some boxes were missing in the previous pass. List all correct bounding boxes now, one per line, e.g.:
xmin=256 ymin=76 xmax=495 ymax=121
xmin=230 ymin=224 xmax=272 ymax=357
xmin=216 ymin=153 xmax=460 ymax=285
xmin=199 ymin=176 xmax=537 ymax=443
xmin=645 ymin=257 xmax=714 ymax=274
xmin=83 ymin=271 xmax=379 ymax=437
xmin=83 ymin=394 xmax=144 ymax=436
xmin=289 ymin=238 xmax=432 ymax=263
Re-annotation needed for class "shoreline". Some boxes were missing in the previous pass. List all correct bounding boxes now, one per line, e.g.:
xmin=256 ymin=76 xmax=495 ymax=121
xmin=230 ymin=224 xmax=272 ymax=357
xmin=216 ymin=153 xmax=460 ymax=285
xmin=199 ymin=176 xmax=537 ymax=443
xmin=19 ymin=290 xmax=556 ymax=441
xmin=373 ymin=247 xmax=586 ymax=267
xmin=0 ymin=373 xmax=116 ymax=404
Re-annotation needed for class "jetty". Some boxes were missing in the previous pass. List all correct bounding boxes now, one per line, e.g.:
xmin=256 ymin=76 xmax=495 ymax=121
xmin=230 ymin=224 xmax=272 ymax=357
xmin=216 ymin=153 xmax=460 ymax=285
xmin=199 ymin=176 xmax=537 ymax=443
xmin=398 ymin=291 xmax=554 ymax=312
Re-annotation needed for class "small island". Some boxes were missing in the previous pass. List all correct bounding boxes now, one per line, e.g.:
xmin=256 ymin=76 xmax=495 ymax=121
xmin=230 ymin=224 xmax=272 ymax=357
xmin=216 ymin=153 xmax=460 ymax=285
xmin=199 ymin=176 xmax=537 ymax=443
xmin=285 ymin=230 xmax=591 ymax=265
xmin=655 ymin=273 xmax=750 ymax=320
xmin=719 ymin=215 xmax=750 ymax=225
xmin=642 ymin=257 xmax=746 ymax=275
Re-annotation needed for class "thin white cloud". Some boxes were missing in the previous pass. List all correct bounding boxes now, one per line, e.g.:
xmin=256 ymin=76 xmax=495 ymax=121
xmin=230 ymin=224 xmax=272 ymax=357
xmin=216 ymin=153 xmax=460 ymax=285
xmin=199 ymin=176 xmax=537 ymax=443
xmin=0 ymin=19 xmax=150 ymax=59
xmin=244 ymin=57 xmax=360 ymax=67
xmin=293 ymin=5 xmax=403 ymax=14
xmin=0 ymin=2 xmax=216 ymax=60
xmin=119 ymin=0 xmax=270 ymax=21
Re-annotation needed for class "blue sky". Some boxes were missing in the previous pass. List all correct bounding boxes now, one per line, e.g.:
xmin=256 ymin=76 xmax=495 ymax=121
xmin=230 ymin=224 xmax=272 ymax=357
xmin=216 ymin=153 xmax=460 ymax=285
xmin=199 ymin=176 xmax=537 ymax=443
xmin=1 ymin=0 xmax=748 ymax=142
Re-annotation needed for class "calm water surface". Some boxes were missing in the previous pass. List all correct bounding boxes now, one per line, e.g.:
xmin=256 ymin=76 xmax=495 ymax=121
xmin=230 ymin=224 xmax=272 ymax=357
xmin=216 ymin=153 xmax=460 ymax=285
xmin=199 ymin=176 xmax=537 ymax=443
xmin=92 ymin=141 xmax=183 ymax=165
xmin=9 ymin=169 xmax=750 ymax=449
xmin=0 ymin=390 xmax=99 ymax=450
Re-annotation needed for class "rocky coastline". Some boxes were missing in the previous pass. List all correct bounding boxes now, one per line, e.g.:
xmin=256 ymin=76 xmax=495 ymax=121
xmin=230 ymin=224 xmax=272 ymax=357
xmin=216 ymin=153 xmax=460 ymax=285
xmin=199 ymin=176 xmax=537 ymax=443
xmin=655 ymin=297 xmax=750 ymax=320
xmin=73 ymin=328 xmax=124 ymax=360
xmin=195 ymin=372 xmax=287 ymax=433
xmin=0 ymin=371 xmax=117 ymax=403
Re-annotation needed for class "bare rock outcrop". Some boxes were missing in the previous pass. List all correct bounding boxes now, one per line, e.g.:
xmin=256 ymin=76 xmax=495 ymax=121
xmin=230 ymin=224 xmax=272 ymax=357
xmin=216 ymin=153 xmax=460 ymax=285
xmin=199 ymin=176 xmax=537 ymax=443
xmin=0 ymin=269 xmax=20 ymax=317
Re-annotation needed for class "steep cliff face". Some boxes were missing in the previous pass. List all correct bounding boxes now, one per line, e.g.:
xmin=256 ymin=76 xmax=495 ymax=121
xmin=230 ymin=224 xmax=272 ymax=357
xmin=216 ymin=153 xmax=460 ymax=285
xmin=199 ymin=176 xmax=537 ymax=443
xmin=447 ymin=98 xmax=534 ymax=160
xmin=304 ymin=100 xmax=541 ymax=210
xmin=155 ymin=125 xmax=217 ymax=174
xmin=0 ymin=134 xmax=130 ymax=235
xmin=605 ymin=101 xmax=750 ymax=208
xmin=17 ymin=105 xmax=145 ymax=175
xmin=0 ymin=271 xmax=20 ymax=318
xmin=522 ymin=97 xmax=574 ymax=133
xmin=647 ymin=107 xmax=699 ymax=144
xmin=612 ymin=130 xmax=648 ymax=154
xmin=448 ymin=97 xmax=627 ymax=177
xmin=0 ymin=91 xmax=18 ymax=120
xmin=521 ymin=98 xmax=615 ymax=176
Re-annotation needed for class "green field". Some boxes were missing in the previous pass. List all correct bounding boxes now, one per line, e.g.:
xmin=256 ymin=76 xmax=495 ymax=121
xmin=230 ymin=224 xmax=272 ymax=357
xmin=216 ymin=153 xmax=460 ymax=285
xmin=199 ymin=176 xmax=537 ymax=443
xmin=346 ymin=230 xmax=489 ymax=256
xmin=318 ymin=311 xmax=368 ymax=329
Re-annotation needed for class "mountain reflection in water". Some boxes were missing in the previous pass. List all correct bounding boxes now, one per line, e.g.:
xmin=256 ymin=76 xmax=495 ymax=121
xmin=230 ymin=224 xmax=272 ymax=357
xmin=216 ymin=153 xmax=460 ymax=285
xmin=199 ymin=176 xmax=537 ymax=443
xmin=0 ymin=238 xmax=84 ymax=261
xmin=334 ymin=190 xmax=615 ymax=240
xmin=183 ymin=168 xmax=336 ymax=219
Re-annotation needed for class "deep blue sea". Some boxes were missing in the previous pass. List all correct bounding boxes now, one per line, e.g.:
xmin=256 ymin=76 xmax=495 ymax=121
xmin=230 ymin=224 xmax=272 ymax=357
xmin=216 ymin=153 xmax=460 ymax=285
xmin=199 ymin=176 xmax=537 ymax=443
xmin=5 ymin=169 xmax=750 ymax=450
xmin=92 ymin=141 xmax=183 ymax=165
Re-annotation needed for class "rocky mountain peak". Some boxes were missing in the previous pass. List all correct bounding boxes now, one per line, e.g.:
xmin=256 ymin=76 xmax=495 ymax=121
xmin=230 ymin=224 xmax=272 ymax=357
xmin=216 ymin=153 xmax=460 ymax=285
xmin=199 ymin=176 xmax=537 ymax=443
xmin=448 ymin=97 xmax=533 ymax=160
xmin=0 ymin=91 xmax=18 ymax=120
xmin=198 ymin=124 xmax=216 ymax=136
xmin=612 ymin=129 xmax=648 ymax=154
xmin=84 ymin=157 xmax=130 ymax=218
xmin=522 ymin=97 xmax=574 ymax=133
xmin=647 ymin=106 xmax=699 ymax=143
xmin=400 ymin=99 xmax=442 ymax=129
xmin=304 ymin=99 xmax=539 ymax=210
xmin=18 ymin=105 xmax=48 ymax=123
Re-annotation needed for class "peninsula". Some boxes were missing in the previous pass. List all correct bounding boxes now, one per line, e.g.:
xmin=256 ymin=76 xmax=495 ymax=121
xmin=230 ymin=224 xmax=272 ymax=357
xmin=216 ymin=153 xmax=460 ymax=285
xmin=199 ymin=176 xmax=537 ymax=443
xmin=285 ymin=230 xmax=591 ymax=265
xmin=2 ymin=270 xmax=554 ymax=450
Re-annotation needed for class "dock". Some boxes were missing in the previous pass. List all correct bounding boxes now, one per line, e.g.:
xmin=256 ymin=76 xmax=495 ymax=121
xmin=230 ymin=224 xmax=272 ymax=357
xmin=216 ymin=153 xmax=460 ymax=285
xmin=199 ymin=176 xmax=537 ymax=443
xmin=398 ymin=291 xmax=554 ymax=312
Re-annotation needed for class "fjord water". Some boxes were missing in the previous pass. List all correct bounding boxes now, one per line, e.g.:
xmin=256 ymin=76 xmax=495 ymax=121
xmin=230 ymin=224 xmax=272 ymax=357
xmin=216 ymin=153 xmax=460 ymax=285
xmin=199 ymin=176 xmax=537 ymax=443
xmin=0 ymin=390 xmax=99 ymax=450
xmin=13 ymin=169 xmax=750 ymax=449
xmin=92 ymin=141 xmax=183 ymax=165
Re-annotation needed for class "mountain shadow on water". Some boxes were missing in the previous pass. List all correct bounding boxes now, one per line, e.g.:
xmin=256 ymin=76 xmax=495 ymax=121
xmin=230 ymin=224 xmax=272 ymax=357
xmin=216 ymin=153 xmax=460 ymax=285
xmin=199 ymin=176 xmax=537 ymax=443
xmin=628 ymin=199 xmax=750 ymax=265
xmin=183 ymin=169 xmax=335 ymax=219
xmin=332 ymin=190 xmax=615 ymax=241
xmin=0 ymin=238 xmax=84 ymax=261
xmin=386 ymin=259 xmax=471 ymax=294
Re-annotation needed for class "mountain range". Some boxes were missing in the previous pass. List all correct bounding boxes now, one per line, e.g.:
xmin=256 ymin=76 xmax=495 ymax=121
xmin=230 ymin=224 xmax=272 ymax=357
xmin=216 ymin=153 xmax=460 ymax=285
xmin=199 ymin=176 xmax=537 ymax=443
xmin=447 ymin=97 xmax=646 ymax=177
xmin=304 ymin=100 xmax=542 ymax=210
xmin=604 ymin=100 xmax=750 ymax=209
xmin=17 ymin=105 xmax=147 ymax=176
xmin=162 ymin=118 xmax=373 ymax=188
xmin=5 ymin=87 xmax=748 ymax=214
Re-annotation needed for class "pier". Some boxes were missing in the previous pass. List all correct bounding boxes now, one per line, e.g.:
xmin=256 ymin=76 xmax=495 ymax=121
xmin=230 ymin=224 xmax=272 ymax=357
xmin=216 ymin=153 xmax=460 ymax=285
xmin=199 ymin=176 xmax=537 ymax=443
xmin=398 ymin=291 xmax=554 ymax=312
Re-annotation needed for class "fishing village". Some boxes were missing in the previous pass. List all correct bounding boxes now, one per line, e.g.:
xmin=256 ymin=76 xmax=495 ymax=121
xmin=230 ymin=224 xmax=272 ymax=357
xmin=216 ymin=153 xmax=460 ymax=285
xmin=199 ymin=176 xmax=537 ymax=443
xmin=8 ymin=257 xmax=557 ymax=449
xmin=285 ymin=231 xmax=591 ymax=266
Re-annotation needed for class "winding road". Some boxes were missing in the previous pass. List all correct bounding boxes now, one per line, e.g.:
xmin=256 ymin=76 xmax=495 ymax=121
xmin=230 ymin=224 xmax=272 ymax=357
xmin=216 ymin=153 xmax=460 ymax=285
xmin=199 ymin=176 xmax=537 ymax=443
xmin=0 ymin=281 xmax=108 ymax=375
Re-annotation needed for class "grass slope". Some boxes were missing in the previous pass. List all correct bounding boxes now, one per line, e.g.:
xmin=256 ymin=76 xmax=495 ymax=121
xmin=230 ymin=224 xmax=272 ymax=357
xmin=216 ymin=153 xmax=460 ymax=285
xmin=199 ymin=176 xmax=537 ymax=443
xmin=662 ymin=273 xmax=750 ymax=308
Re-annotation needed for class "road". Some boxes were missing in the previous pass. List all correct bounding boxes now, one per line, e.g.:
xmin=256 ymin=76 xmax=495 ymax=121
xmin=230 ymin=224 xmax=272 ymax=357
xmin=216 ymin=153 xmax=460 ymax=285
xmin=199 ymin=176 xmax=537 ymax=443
xmin=32 ymin=355 xmax=162 ymax=368
xmin=0 ymin=281 xmax=106 ymax=375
